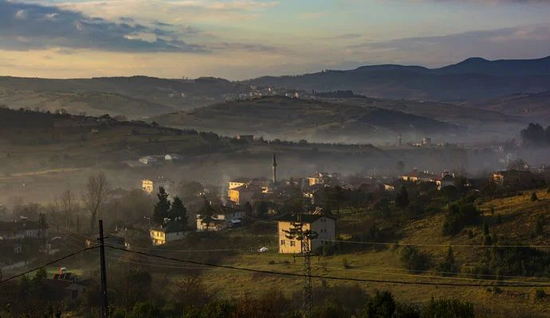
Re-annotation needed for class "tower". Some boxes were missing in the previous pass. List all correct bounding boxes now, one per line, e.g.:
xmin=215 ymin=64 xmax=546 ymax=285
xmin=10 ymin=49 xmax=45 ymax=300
xmin=272 ymin=153 xmax=278 ymax=184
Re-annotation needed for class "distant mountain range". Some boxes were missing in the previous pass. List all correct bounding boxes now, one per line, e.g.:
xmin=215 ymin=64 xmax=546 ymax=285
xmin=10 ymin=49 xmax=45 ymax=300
xmin=245 ymin=56 xmax=550 ymax=102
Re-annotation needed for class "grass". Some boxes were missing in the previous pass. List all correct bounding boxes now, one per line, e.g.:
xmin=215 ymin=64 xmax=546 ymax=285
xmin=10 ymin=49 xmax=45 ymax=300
xmin=145 ymin=190 xmax=550 ymax=316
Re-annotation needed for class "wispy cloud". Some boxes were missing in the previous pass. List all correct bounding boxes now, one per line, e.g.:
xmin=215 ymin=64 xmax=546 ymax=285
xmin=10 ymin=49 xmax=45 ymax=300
xmin=0 ymin=0 xmax=205 ymax=52
xmin=347 ymin=26 xmax=550 ymax=66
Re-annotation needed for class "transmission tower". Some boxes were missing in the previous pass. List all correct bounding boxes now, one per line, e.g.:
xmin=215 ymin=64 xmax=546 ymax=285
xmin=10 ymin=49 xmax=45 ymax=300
xmin=283 ymin=215 xmax=318 ymax=317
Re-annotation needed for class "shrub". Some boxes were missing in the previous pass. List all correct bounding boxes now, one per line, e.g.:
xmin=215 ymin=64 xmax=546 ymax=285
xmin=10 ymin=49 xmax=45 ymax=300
xmin=421 ymin=298 xmax=475 ymax=318
xmin=531 ymin=192 xmax=539 ymax=202
xmin=342 ymin=258 xmax=351 ymax=269
xmin=535 ymin=289 xmax=547 ymax=301
xmin=362 ymin=291 xmax=396 ymax=318
xmin=398 ymin=246 xmax=430 ymax=272
xmin=442 ymin=203 xmax=480 ymax=236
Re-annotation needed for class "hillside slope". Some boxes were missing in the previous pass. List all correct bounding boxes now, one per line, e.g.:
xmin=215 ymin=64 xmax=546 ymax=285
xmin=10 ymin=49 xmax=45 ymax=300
xmin=466 ymin=91 xmax=550 ymax=122
xmin=0 ymin=76 xmax=251 ymax=118
xmin=154 ymin=96 xmax=459 ymax=143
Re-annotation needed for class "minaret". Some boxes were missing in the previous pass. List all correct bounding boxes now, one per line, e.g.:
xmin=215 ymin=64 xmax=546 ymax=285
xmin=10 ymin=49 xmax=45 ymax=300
xmin=272 ymin=153 xmax=278 ymax=184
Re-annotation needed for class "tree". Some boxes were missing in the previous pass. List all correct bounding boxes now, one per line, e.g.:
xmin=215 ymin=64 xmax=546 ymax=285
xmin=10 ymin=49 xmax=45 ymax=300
xmin=437 ymin=246 xmax=458 ymax=275
xmin=83 ymin=172 xmax=110 ymax=233
xmin=521 ymin=123 xmax=546 ymax=145
xmin=255 ymin=201 xmax=269 ymax=218
xmin=395 ymin=186 xmax=409 ymax=209
xmin=531 ymin=192 xmax=539 ymax=202
xmin=153 ymin=187 xmax=171 ymax=225
xmin=57 ymin=190 xmax=78 ymax=229
xmin=362 ymin=291 xmax=396 ymax=318
xmin=169 ymin=196 xmax=187 ymax=226
xmin=482 ymin=222 xmax=492 ymax=246
xmin=243 ymin=202 xmax=253 ymax=217
xmin=422 ymin=298 xmax=474 ymax=318
xmin=38 ymin=213 xmax=48 ymax=237
xmin=535 ymin=215 xmax=545 ymax=236
xmin=198 ymin=197 xmax=215 ymax=217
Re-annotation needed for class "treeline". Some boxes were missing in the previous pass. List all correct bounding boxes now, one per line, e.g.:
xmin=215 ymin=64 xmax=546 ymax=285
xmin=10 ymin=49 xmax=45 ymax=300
xmin=521 ymin=123 xmax=550 ymax=146
xmin=0 ymin=108 xmax=55 ymax=128
xmin=0 ymin=265 xmax=479 ymax=318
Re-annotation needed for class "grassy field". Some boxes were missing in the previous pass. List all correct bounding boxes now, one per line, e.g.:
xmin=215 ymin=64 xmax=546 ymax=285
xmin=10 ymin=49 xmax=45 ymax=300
xmin=120 ymin=190 xmax=550 ymax=316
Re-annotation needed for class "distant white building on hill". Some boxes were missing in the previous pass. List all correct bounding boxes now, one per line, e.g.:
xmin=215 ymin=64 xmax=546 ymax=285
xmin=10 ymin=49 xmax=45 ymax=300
xmin=139 ymin=156 xmax=159 ymax=165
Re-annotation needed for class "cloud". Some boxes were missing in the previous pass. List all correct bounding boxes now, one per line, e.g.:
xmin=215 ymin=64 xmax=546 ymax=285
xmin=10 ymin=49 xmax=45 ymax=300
xmin=320 ymin=33 xmax=363 ymax=40
xmin=413 ymin=0 xmax=550 ymax=3
xmin=0 ymin=0 xmax=205 ymax=52
xmin=347 ymin=26 xmax=550 ymax=66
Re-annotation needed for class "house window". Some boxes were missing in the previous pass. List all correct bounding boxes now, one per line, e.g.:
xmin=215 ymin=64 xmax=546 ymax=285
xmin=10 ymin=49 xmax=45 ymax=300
xmin=290 ymin=241 xmax=295 ymax=247
xmin=280 ymin=240 xmax=285 ymax=246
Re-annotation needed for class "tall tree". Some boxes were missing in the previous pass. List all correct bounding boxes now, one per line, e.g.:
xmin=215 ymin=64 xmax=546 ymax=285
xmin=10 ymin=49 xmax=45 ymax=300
xmin=169 ymin=196 xmax=187 ymax=226
xmin=83 ymin=172 xmax=110 ymax=233
xmin=395 ymin=186 xmax=409 ymax=209
xmin=198 ymin=197 xmax=215 ymax=217
xmin=153 ymin=187 xmax=171 ymax=225
xmin=58 ymin=190 xmax=78 ymax=229
xmin=255 ymin=201 xmax=269 ymax=218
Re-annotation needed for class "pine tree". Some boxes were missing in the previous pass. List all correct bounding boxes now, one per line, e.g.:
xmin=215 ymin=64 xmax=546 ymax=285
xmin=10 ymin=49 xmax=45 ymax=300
xmin=198 ymin=197 xmax=214 ymax=217
xmin=169 ymin=196 xmax=187 ymax=226
xmin=395 ymin=186 xmax=409 ymax=209
xmin=153 ymin=187 xmax=171 ymax=225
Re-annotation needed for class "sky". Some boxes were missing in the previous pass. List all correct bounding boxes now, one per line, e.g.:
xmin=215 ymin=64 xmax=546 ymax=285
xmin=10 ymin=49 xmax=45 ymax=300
xmin=1 ymin=0 xmax=550 ymax=80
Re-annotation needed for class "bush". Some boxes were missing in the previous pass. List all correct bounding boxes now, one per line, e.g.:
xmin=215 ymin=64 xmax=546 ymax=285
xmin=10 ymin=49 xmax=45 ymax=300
xmin=362 ymin=291 xmax=396 ymax=318
xmin=342 ymin=258 xmax=351 ymax=269
xmin=398 ymin=246 xmax=430 ymax=272
xmin=421 ymin=298 xmax=475 ymax=318
xmin=442 ymin=203 xmax=480 ymax=236
xmin=535 ymin=289 xmax=546 ymax=301
xmin=531 ymin=192 xmax=539 ymax=202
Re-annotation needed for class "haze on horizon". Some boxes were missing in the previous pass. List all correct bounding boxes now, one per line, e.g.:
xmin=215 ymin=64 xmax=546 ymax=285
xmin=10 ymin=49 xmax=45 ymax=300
xmin=1 ymin=0 xmax=550 ymax=80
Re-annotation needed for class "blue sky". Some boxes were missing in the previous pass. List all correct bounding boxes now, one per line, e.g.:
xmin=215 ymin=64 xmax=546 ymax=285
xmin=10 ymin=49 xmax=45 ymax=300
xmin=1 ymin=0 xmax=550 ymax=79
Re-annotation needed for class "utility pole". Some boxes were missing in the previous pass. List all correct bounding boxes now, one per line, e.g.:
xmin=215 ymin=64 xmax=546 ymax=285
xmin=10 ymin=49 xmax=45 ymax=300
xmin=98 ymin=220 xmax=109 ymax=318
xmin=283 ymin=215 xmax=318 ymax=317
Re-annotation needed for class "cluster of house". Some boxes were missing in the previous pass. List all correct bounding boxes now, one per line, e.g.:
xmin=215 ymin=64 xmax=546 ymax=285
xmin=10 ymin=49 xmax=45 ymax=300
xmin=228 ymin=86 xmax=302 ymax=101
xmin=138 ymin=153 xmax=183 ymax=166
xmin=399 ymin=169 xmax=460 ymax=190
xmin=146 ymin=206 xmax=337 ymax=255
xmin=0 ymin=218 xmax=49 ymax=255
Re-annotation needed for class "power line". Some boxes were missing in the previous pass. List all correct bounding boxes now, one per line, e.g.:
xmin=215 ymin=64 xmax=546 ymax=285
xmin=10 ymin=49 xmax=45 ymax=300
xmin=0 ymin=246 xmax=98 ymax=284
xmin=105 ymin=245 xmax=550 ymax=288
xmin=322 ymin=239 xmax=550 ymax=249
xmin=318 ymin=265 xmax=550 ymax=286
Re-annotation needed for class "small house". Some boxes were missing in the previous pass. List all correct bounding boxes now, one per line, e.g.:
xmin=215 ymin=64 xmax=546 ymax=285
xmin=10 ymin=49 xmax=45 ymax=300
xmin=149 ymin=222 xmax=185 ymax=246
xmin=278 ymin=212 xmax=336 ymax=254
xmin=196 ymin=206 xmax=244 ymax=232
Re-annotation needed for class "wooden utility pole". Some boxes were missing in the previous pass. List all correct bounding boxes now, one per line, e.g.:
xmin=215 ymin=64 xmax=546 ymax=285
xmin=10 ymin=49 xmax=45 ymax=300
xmin=98 ymin=220 xmax=109 ymax=318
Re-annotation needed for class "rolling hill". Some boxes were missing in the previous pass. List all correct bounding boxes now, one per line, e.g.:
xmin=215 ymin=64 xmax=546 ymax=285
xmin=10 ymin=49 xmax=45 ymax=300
xmin=0 ymin=76 xmax=251 ymax=118
xmin=153 ymin=96 xmax=459 ymax=143
xmin=245 ymin=56 xmax=550 ymax=102
xmin=465 ymin=91 xmax=550 ymax=123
